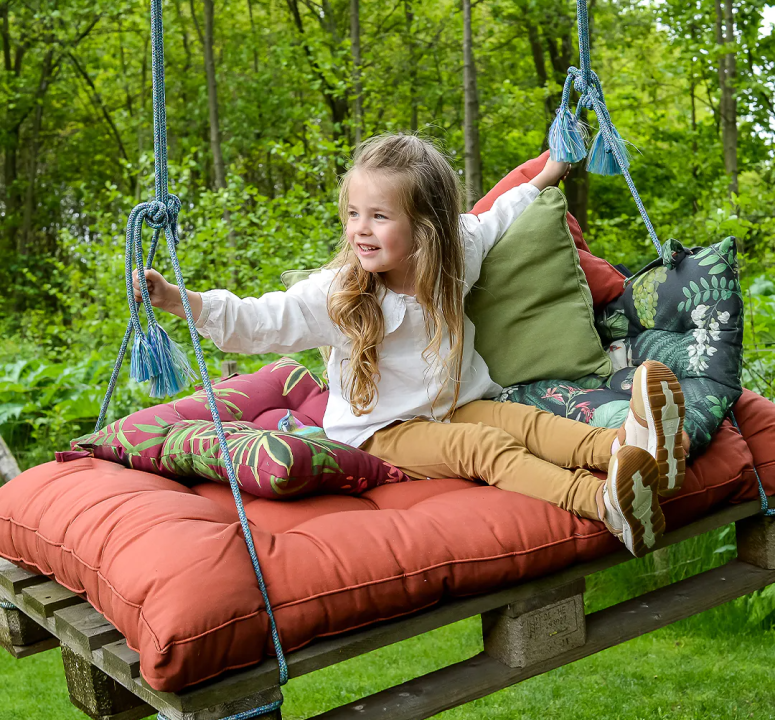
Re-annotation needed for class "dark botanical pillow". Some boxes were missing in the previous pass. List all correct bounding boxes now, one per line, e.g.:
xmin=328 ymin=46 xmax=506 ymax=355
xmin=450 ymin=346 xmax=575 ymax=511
xmin=499 ymin=237 xmax=744 ymax=453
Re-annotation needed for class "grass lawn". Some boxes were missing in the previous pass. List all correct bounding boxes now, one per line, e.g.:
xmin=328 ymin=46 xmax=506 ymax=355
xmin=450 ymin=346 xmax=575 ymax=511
xmin=2 ymin=618 xmax=774 ymax=720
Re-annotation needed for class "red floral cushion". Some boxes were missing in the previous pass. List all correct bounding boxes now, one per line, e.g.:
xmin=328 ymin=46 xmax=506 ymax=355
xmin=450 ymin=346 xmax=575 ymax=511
xmin=160 ymin=419 xmax=407 ymax=498
xmin=471 ymin=151 xmax=626 ymax=309
xmin=68 ymin=358 xmax=409 ymax=498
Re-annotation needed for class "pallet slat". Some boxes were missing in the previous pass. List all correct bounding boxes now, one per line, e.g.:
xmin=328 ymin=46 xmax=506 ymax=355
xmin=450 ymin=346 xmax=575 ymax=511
xmin=55 ymin=603 xmax=123 ymax=653
xmin=22 ymin=581 xmax=84 ymax=618
xmin=0 ymin=558 xmax=49 ymax=595
xmin=312 ymin=559 xmax=775 ymax=720
xmin=102 ymin=640 xmax=142 ymax=679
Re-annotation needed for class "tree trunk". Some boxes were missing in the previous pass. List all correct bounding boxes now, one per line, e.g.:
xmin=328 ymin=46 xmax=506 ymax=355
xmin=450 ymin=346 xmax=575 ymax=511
xmin=138 ymin=33 xmax=150 ymax=202
xmin=350 ymin=0 xmax=363 ymax=145
xmin=350 ymin=0 xmax=362 ymax=146
xmin=690 ymin=73 xmax=699 ymax=214
xmin=203 ymin=0 xmax=226 ymax=191
xmin=246 ymin=0 xmax=259 ymax=74
xmin=715 ymin=0 xmax=738 ymax=198
xmin=462 ymin=0 xmax=482 ymax=209
xmin=405 ymin=0 xmax=418 ymax=132
xmin=19 ymin=49 xmax=54 ymax=256
xmin=2 ymin=3 xmax=22 ymax=255
xmin=0 ymin=434 xmax=20 ymax=486
xmin=284 ymin=0 xmax=350 ymax=170
xmin=526 ymin=19 xmax=554 ymax=132
xmin=200 ymin=0 xmax=236 ymax=282
xmin=564 ymin=162 xmax=589 ymax=234
xmin=4 ymin=122 xmax=21 ymax=254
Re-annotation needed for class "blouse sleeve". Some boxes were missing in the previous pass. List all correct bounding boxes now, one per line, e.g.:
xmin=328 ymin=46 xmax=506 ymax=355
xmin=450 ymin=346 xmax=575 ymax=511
xmin=194 ymin=269 xmax=341 ymax=354
xmin=460 ymin=183 xmax=540 ymax=295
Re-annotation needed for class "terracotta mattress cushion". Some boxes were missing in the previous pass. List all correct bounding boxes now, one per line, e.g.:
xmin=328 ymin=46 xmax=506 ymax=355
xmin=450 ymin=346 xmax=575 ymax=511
xmin=0 ymin=391 xmax=773 ymax=692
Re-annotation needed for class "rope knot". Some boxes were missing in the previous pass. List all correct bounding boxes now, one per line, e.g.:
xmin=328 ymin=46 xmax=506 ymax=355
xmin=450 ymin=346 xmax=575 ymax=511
xmin=144 ymin=194 xmax=181 ymax=230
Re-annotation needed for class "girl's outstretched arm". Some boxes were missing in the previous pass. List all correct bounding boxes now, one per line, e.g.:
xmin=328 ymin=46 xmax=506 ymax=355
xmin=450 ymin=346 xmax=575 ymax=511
xmin=194 ymin=269 xmax=341 ymax=355
xmin=132 ymin=268 xmax=338 ymax=356
xmin=529 ymin=159 xmax=571 ymax=191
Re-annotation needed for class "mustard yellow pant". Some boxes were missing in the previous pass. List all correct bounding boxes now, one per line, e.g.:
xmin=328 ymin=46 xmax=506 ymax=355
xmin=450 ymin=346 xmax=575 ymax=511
xmin=361 ymin=400 xmax=618 ymax=521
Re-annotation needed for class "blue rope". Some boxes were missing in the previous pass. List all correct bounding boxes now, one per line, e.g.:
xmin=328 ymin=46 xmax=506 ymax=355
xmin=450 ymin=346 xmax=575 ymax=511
xmin=94 ymin=1 xmax=288 ymax=717
xmin=729 ymin=411 xmax=775 ymax=517
xmin=0 ymin=600 xmax=15 ymax=610
xmin=548 ymin=0 xmax=661 ymax=254
xmin=160 ymin=704 xmax=279 ymax=720
xmin=551 ymin=0 xmax=774 ymax=521
xmin=95 ymin=231 xmax=162 ymax=432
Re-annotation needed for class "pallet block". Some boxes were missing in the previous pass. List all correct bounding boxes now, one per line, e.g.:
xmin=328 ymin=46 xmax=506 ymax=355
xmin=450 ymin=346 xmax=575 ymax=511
xmin=482 ymin=578 xmax=586 ymax=668
xmin=61 ymin=644 xmax=153 ymax=720
xmin=736 ymin=514 xmax=775 ymax=569
xmin=0 ymin=601 xmax=58 ymax=658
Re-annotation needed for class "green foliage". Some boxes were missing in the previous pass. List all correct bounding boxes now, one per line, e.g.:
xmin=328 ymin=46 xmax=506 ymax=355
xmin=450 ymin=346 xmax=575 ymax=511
xmin=0 ymin=349 xmax=156 ymax=471
xmin=743 ymin=274 xmax=775 ymax=400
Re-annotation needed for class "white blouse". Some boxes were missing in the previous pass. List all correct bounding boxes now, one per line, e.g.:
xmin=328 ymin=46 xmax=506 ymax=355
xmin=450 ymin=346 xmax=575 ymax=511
xmin=195 ymin=183 xmax=540 ymax=448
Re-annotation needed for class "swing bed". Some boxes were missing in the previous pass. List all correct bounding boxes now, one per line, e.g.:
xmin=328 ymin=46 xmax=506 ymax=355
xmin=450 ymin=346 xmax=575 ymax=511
xmin=2 ymin=1 xmax=775 ymax=719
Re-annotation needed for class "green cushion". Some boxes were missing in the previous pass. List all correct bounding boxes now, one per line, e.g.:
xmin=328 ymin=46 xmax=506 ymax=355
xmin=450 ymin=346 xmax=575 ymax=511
xmin=466 ymin=187 xmax=612 ymax=387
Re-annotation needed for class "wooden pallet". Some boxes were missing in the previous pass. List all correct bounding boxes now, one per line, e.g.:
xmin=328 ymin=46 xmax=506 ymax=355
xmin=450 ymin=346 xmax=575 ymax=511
xmin=1 ymin=498 xmax=774 ymax=720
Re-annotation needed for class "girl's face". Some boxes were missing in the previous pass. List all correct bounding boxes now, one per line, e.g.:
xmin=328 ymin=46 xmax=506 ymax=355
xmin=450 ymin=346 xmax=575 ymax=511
xmin=346 ymin=169 xmax=416 ymax=295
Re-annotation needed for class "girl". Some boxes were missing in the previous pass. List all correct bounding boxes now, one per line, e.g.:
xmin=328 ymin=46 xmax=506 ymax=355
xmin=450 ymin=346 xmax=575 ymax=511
xmin=134 ymin=133 xmax=686 ymax=558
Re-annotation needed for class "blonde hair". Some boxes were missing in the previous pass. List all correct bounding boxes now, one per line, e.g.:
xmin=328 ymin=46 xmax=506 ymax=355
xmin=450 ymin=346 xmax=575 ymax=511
xmin=327 ymin=133 xmax=465 ymax=419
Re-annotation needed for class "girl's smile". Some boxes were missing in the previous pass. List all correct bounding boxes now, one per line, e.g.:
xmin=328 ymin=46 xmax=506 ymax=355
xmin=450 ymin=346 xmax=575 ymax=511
xmin=346 ymin=169 xmax=416 ymax=295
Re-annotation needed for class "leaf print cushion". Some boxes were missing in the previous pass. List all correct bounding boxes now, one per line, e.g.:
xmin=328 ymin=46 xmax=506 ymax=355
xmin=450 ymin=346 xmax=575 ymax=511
xmin=159 ymin=420 xmax=407 ymax=499
xmin=68 ymin=358 xmax=409 ymax=497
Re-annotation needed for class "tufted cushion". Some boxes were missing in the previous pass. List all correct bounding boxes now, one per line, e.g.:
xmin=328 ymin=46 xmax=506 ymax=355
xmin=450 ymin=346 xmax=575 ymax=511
xmin=69 ymin=359 xmax=408 ymax=498
xmin=0 ymin=391 xmax=771 ymax=692
xmin=471 ymin=151 xmax=626 ymax=309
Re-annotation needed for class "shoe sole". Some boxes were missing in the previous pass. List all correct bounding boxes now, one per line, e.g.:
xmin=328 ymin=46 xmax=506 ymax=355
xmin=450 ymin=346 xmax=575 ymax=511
xmin=638 ymin=361 xmax=686 ymax=497
xmin=609 ymin=447 xmax=665 ymax=558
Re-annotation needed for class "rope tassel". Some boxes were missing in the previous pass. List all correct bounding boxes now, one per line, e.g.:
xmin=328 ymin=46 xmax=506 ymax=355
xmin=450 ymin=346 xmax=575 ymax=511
xmin=130 ymin=332 xmax=159 ymax=384
xmin=147 ymin=323 xmax=197 ymax=398
xmin=587 ymin=124 xmax=630 ymax=176
xmin=123 ymin=197 xmax=197 ymax=398
xmin=548 ymin=108 xmax=588 ymax=164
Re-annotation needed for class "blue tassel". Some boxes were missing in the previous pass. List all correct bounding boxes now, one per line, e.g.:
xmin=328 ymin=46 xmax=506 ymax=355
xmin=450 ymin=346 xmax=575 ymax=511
xmin=130 ymin=332 xmax=159 ymax=384
xmin=147 ymin=324 xmax=197 ymax=398
xmin=548 ymin=109 xmax=588 ymax=163
xmin=586 ymin=126 xmax=631 ymax=176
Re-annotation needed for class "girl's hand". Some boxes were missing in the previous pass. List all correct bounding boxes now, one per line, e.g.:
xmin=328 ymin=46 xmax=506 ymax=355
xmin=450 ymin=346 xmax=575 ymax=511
xmin=529 ymin=159 xmax=572 ymax=191
xmin=132 ymin=268 xmax=176 ymax=309
xmin=132 ymin=268 xmax=203 ymax=322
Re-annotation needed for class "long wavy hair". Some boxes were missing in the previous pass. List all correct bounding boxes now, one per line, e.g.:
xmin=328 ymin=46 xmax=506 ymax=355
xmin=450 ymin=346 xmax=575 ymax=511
xmin=327 ymin=133 xmax=465 ymax=419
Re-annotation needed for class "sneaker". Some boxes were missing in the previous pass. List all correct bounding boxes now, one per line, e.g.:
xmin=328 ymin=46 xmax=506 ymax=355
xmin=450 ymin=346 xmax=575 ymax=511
xmin=597 ymin=446 xmax=665 ymax=558
xmin=618 ymin=360 xmax=686 ymax=497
